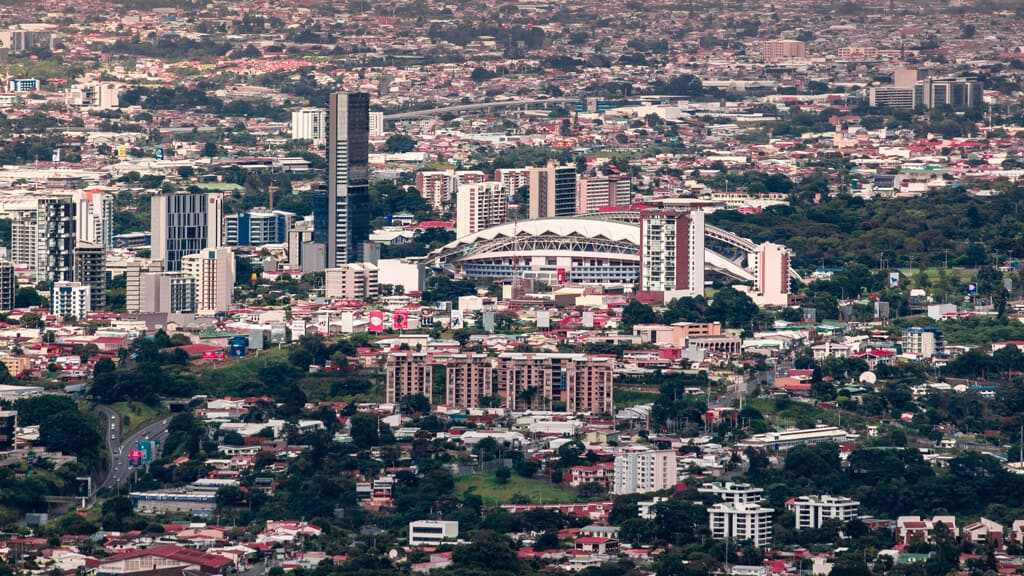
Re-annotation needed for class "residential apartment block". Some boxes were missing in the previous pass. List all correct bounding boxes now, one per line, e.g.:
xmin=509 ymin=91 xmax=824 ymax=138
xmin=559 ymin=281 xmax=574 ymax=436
xmin=612 ymin=448 xmax=677 ymax=495
xmin=385 ymin=352 xmax=433 ymax=405
xmin=788 ymin=495 xmax=859 ymax=530
xmin=708 ymin=502 xmax=774 ymax=547
xmin=444 ymin=353 xmax=495 ymax=409
xmin=325 ymin=263 xmax=379 ymax=301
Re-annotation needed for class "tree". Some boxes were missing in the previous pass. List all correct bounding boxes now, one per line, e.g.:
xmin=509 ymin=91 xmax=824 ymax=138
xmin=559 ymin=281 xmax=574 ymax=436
xmin=620 ymin=300 xmax=657 ymax=329
xmin=39 ymin=410 xmax=101 ymax=459
xmin=533 ymin=531 xmax=560 ymax=551
xmin=350 ymin=412 xmax=388 ymax=449
xmin=201 ymin=141 xmax=219 ymax=157
xmin=14 ymin=287 xmax=42 ymax=308
xmin=12 ymin=395 xmax=77 ymax=426
xmin=385 ymin=134 xmax=417 ymax=153
xmin=451 ymin=530 xmax=526 ymax=575
xmin=514 ymin=459 xmax=540 ymax=478
xmin=495 ymin=468 xmax=512 ymax=484
xmin=708 ymin=286 xmax=759 ymax=330
xmin=19 ymin=312 xmax=43 ymax=328
xmin=399 ymin=393 xmax=431 ymax=415
xmin=557 ymin=440 xmax=586 ymax=467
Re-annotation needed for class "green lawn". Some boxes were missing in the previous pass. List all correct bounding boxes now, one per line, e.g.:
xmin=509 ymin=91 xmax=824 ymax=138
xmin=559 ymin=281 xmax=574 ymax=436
xmin=615 ymin=389 xmax=659 ymax=408
xmin=455 ymin=472 xmax=582 ymax=506
xmin=194 ymin=347 xmax=291 ymax=394
xmin=110 ymin=401 xmax=168 ymax=436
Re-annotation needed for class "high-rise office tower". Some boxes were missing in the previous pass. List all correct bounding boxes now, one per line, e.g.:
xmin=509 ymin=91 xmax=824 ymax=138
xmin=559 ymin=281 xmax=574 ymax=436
xmin=73 ymin=242 xmax=106 ymax=312
xmin=639 ymin=208 xmax=705 ymax=298
xmin=9 ymin=207 xmax=37 ymax=271
xmin=528 ymin=161 xmax=578 ymax=219
xmin=36 ymin=197 xmax=76 ymax=284
xmin=74 ymin=189 xmax=114 ymax=248
xmin=327 ymin=92 xmax=371 ymax=267
xmin=150 ymin=191 xmax=223 ymax=272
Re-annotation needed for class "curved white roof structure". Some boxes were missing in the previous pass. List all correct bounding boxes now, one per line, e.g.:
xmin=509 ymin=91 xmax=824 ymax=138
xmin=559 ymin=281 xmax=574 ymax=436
xmin=426 ymin=217 xmax=759 ymax=284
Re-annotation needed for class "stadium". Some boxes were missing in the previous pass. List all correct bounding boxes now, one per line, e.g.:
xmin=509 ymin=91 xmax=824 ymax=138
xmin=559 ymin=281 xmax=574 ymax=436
xmin=425 ymin=211 xmax=799 ymax=285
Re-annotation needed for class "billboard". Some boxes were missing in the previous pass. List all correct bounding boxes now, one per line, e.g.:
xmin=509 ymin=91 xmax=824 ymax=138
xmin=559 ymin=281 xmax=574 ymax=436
xmin=393 ymin=309 xmax=409 ymax=330
xmin=136 ymin=440 xmax=155 ymax=464
xmin=128 ymin=450 xmax=144 ymax=467
xmin=450 ymin=310 xmax=463 ymax=329
xmin=557 ymin=268 xmax=567 ymax=284
xmin=368 ymin=310 xmax=384 ymax=332
xmin=420 ymin=308 xmax=434 ymax=326
xmin=201 ymin=351 xmax=226 ymax=360
xmin=889 ymin=272 xmax=900 ymax=288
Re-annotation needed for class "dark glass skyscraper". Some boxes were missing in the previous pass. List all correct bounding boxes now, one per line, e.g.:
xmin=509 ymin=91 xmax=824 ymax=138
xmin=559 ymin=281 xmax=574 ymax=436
xmin=327 ymin=92 xmax=371 ymax=267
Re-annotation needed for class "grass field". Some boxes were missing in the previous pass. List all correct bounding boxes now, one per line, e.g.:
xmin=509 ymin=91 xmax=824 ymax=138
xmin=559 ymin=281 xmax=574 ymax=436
xmin=194 ymin=347 xmax=291 ymax=394
xmin=110 ymin=401 xmax=168 ymax=436
xmin=455 ymin=472 xmax=582 ymax=506
xmin=615 ymin=389 xmax=659 ymax=408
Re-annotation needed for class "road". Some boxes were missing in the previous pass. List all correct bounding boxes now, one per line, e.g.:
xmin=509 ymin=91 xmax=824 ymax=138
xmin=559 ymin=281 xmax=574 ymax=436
xmin=95 ymin=406 xmax=171 ymax=491
xmin=383 ymin=97 xmax=575 ymax=120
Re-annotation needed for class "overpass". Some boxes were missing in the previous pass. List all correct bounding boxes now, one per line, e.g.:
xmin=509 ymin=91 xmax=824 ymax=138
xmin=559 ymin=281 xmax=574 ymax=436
xmin=383 ymin=97 xmax=576 ymax=121
xmin=578 ymin=210 xmax=803 ymax=283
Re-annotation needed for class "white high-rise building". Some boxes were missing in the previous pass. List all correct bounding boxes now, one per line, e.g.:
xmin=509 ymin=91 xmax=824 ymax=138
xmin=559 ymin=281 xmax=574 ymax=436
xmin=639 ymin=208 xmax=705 ymax=299
xmin=50 ymin=281 xmax=91 ymax=319
xmin=612 ymin=448 xmax=677 ymax=495
xmin=67 ymin=82 xmax=121 ymax=110
xmin=708 ymin=502 xmax=774 ymax=547
xmin=789 ymin=495 xmax=859 ymax=530
xmin=750 ymin=242 xmax=791 ymax=306
xmin=698 ymin=482 xmax=765 ymax=504
xmin=369 ymin=111 xmax=385 ymax=138
xmin=9 ymin=207 xmax=37 ymax=271
xmin=181 ymin=247 xmax=235 ymax=316
xmin=456 ymin=182 xmax=507 ymax=239
xmin=150 ymin=191 xmax=223 ymax=272
xmin=291 ymin=108 xmax=327 ymax=145
xmin=74 ymin=189 xmax=114 ymax=248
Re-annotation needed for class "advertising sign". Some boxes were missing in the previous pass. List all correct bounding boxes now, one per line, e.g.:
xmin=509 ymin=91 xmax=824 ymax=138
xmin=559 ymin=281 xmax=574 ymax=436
xmin=368 ymin=310 xmax=384 ymax=332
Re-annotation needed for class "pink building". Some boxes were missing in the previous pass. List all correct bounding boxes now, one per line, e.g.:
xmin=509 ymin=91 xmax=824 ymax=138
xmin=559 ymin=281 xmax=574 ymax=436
xmin=385 ymin=351 xmax=433 ymax=405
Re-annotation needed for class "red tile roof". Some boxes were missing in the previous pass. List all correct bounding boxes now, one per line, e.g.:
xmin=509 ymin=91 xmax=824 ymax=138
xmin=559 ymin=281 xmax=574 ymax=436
xmin=100 ymin=544 xmax=231 ymax=570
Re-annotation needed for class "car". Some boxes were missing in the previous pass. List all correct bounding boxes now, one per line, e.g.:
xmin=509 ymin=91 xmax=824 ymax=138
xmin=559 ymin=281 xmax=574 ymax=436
xmin=111 ymin=423 xmax=116 ymax=429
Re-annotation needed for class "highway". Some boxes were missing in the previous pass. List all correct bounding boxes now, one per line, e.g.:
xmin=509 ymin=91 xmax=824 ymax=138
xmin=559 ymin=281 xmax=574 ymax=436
xmin=95 ymin=406 xmax=171 ymax=491
xmin=383 ymin=97 xmax=575 ymax=120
